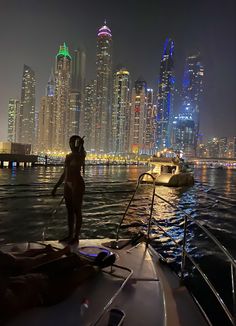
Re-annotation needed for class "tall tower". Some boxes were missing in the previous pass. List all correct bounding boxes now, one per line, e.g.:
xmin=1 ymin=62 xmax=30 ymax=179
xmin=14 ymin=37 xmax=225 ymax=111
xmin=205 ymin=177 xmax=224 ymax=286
xmin=182 ymin=53 xmax=204 ymax=152
xmin=8 ymin=99 xmax=20 ymax=143
xmin=156 ymin=38 xmax=175 ymax=151
xmin=144 ymin=89 xmax=155 ymax=154
xmin=84 ymin=80 xmax=97 ymax=151
xmin=53 ymin=43 xmax=72 ymax=151
xmin=112 ymin=68 xmax=130 ymax=153
xmin=129 ymin=79 xmax=147 ymax=154
xmin=94 ymin=21 xmax=112 ymax=153
xmin=19 ymin=65 xmax=36 ymax=147
xmin=71 ymin=48 xmax=86 ymax=136
xmin=37 ymin=72 xmax=55 ymax=153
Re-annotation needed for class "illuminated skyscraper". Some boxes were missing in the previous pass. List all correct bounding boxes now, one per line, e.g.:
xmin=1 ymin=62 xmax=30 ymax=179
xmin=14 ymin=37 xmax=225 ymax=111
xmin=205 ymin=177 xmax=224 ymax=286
xmin=72 ymin=48 xmax=86 ymax=136
xmin=182 ymin=53 xmax=204 ymax=151
xmin=84 ymin=80 xmax=97 ymax=151
xmin=94 ymin=21 xmax=112 ymax=153
xmin=19 ymin=65 xmax=36 ymax=146
xmin=129 ymin=79 xmax=147 ymax=154
xmin=37 ymin=73 xmax=55 ymax=152
xmin=156 ymin=38 xmax=175 ymax=150
xmin=112 ymin=68 xmax=130 ymax=153
xmin=172 ymin=114 xmax=195 ymax=157
xmin=143 ymin=89 xmax=155 ymax=154
xmin=68 ymin=92 xmax=80 ymax=138
xmin=8 ymin=99 xmax=20 ymax=142
xmin=53 ymin=43 xmax=72 ymax=151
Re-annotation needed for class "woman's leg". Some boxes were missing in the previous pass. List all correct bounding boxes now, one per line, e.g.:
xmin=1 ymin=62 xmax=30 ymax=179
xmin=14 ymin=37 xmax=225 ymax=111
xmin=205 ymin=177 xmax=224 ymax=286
xmin=63 ymin=184 xmax=75 ymax=241
xmin=74 ymin=192 xmax=84 ymax=241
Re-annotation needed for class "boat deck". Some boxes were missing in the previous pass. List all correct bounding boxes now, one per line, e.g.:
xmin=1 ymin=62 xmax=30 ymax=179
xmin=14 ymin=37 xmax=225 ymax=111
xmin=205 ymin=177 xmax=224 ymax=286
xmin=2 ymin=240 xmax=208 ymax=326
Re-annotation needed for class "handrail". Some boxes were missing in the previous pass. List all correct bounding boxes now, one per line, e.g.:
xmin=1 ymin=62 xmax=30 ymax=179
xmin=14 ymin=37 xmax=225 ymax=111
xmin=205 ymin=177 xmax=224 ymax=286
xmin=116 ymin=172 xmax=156 ymax=243
xmin=151 ymin=217 xmax=235 ymax=325
xmin=153 ymin=193 xmax=236 ymax=325
xmin=154 ymin=193 xmax=236 ymax=269
xmin=115 ymin=172 xmax=236 ymax=325
xmin=91 ymin=264 xmax=133 ymax=326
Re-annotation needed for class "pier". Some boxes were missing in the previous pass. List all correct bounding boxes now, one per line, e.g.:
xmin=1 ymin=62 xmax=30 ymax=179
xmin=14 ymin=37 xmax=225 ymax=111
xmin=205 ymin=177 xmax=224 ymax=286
xmin=0 ymin=153 xmax=38 ymax=168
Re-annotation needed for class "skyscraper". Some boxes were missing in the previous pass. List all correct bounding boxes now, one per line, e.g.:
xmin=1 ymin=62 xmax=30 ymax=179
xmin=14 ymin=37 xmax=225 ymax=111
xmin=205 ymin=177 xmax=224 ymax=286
xmin=172 ymin=114 xmax=195 ymax=157
xmin=53 ymin=43 xmax=72 ymax=151
xmin=129 ymin=79 xmax=147 ymax=154
xmin=112 ymin=68 xmax=130 ymax=153
xmin=156 ymin=38 xmax=175 ymax=150
xmin=71 ymin=48 xmax=86 ymax=136
xmin=37 ymin=72 xmax=55 ymax=152
xmin=94 ymin=21 xmax=112 ymax=153
xmin=84 ymin=80 xmax=97 ymax=151
xmin=182 ymin=53 xmax=204 ymax=152
xmin=8 ymin=99 xmax=20 ymax=143
xmin=19 ymin=65 xmax=36 ymax=147
xmin=143 ymin=89 xmax=155 ymax=154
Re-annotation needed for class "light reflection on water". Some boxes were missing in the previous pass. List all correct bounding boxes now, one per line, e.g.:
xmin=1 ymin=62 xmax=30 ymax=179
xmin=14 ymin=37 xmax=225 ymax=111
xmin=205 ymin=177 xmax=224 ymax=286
xmin=0 ymin=166 xmax=235 ymax=258
xmin=0 ymin=165 xmax=235 ymax=324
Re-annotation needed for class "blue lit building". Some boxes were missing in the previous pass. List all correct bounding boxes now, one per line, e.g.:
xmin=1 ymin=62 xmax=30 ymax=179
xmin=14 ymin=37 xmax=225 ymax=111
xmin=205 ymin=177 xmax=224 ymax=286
xmin=172 ymin=114 xmax=195 ymax=157
xmin=156 ymin=38 xmax=175 ymax=150
xmin=182 ymin=53 xmax=204 ymax=152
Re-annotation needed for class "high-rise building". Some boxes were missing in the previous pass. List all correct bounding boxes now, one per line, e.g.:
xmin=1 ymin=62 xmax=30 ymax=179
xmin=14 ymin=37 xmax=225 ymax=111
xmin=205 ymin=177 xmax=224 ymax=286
xmin=129 ymin=79 xmax=147 ymax=154
xmin=71 ymin=48 xmax=86 ymax=136
xmin=94 ymin=21 xmax=112 ymax=153
xmin=8 ymin=99 xmax=20 ymax=143
xmin=37 ymin=73 xmax=55 ymax=153
xmin=143 ymin=89 xmax=155 ymax=154
xmin=156 ymin=38 xmax=175 ymax=151
xmin=227 ymin=137 xmax=236 ymax=158
xmin=112 ymin=68 xmax=130 ymax=153
xmin=219 ymin=137 xmax=228 ymax=158
xmin=172 ymin=114 xmax=195 ymax=157
xmin=19 ymin=65 xmax=36 ymax=147
xmin=68 ymin=92 xmax=80 ymax=137
xmin=53 ymin=43 xmax=72 ymax=151
xmin=182 ymin=53 xmax=204 ymax=151
xmin=207 ymin=137 xmax=219 ymax=158
xmin=84 ymin=80 xmax=97 ymax=151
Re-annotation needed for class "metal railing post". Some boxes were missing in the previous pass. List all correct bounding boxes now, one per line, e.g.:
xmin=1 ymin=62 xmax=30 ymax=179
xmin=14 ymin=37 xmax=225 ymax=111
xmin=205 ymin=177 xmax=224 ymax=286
xmin=231 ymin=263 xmax=236 ymax=323
xmin=180 ymin=215 xmax=188 ymax=281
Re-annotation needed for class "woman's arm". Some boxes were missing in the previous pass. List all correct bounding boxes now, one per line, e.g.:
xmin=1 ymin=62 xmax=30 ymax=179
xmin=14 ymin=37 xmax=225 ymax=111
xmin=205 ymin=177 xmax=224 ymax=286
xmin=52 ymin=170 xmax=65 ymax=196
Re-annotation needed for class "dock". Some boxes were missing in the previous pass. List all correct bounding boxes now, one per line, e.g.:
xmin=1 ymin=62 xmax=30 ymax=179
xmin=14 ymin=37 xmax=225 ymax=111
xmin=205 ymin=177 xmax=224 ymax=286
xmin=0 ymin=153 xmax=38 ymax=168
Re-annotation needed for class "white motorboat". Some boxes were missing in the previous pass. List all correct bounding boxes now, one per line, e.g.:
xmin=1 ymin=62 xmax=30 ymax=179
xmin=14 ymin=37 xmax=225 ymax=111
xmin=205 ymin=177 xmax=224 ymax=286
xmin=143 ymin=157 xmax=194 ymax=186
xmin=2 ymin=173 xmax=235 ymax=326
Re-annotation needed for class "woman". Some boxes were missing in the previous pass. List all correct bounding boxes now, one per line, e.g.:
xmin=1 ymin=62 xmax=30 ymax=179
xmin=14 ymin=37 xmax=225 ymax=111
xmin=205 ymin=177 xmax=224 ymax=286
xmin=52 ymin=135 xmax=86 ymax=244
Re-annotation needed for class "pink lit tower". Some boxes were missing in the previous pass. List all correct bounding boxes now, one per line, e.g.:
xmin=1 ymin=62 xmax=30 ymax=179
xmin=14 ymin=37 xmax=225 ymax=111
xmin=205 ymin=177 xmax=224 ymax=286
xmin=93 ymin=20 xmax=112 ymax=153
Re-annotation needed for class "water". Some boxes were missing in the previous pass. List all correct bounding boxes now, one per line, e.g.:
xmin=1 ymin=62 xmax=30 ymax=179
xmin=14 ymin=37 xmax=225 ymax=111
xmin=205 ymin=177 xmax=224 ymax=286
xmin=0 ymin=165 xmax=236 ymax=324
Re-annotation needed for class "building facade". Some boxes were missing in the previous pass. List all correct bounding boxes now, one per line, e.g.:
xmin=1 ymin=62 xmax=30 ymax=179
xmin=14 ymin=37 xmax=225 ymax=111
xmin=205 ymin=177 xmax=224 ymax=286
xmin=19 ymin=65 xmax=36 ymax=147
xmin=143 ymin=89 xmax=155 ymax=154
xmin=84 ymin=80 xmax=97 ymax=151
xmin=111 ymin=68 xmax=130 ymax=153
xmin=129 ymin=79 xmax=147 ymax=154
xmin=182 ymin=53 xmax=204 ymax=152
xmin=72 ymin=48 xmax=86 ymax=136
xmin=94 ymin=22 xmax=112 ymax=153
xmin=53 ymin=43 xmax=72 ymax=152
xmin=156 ymin=38 xmax=175 ymax=151
xmin=8 ymin=99 xmax=20 ymax=143
xmin=172 ymin=114 xmax=195 ymax=157
xmin=37 ymin=73 xmax=55 ymax=153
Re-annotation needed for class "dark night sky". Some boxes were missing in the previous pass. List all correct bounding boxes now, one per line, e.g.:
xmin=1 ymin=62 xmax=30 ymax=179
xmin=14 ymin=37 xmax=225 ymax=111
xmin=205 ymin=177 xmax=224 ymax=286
xmin=0 ymin=0 xmax=235 ymax=141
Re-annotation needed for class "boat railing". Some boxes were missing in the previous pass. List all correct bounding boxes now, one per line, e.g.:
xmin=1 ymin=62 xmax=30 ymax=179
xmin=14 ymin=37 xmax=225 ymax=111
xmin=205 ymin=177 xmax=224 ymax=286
xmin=91 ymin=264 xmax=133 ymax=326
xmin=115 ymin=172 xmax=156 ymax=243
xmin=115 ymin=172 xmax=236 ymax=325
xmin=154 ymin=192 xmax=236 ymax=325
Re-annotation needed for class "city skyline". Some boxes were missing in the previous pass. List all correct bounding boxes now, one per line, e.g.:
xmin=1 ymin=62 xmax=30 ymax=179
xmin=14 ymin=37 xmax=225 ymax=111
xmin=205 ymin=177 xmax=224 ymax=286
xmin=0 ymin=0 xmax=235 ymax=141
